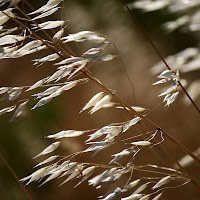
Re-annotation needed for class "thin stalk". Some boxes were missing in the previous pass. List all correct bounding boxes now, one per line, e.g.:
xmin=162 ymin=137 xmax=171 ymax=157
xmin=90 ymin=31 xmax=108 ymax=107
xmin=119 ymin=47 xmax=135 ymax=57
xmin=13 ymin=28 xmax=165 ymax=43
xmin=22 ymin=0 xmax=35 ymax=11
xmin=0 ymin=153 xmax=32 ymax=200
xmin=121 ymin=0 xmax=200 ymax=114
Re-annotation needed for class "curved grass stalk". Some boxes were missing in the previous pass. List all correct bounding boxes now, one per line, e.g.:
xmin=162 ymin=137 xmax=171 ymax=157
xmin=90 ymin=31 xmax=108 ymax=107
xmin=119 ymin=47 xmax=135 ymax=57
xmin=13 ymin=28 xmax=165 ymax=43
xmin=0 ymin=153 xmax=32 ymax=200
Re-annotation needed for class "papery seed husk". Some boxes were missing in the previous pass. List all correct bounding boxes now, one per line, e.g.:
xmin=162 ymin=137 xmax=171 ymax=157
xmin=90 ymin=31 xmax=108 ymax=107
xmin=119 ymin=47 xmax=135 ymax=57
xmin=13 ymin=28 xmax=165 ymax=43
xmin=34 ymin=155 xmax=59 ymax=168
xmin=0 ymin=105 xmax=16 ymax=116
xmin=131 ymin=141 xmax=151 ymax=146
xmin=152 ymin=192 xmax=163 ymax=200
xmin=152 ymin=176 xmax=171 ymax=190
xmin=31 ymin=96 xmax=53 ymax=110
xmin=80 ymin=91 xmax=104 ymax=113
xmin=89 ymin=94 xmax=112 ymax=114
xmin=53 ymin=28 xmax=64 ymax=43
xmin=33 ymin=141 xmax=60 ymax=159
xmin=9 ymin=100 xmax=28 ymax=122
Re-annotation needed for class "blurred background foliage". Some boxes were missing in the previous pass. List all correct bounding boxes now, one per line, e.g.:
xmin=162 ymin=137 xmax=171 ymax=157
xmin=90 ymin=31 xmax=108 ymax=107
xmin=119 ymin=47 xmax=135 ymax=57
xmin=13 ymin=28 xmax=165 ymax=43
xmin=0 ymin=0 xmax=199 ymax=199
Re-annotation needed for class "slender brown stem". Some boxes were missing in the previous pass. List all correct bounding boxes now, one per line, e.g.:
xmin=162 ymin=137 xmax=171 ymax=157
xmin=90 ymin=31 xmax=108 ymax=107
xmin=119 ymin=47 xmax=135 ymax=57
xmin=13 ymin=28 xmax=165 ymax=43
xmin=120 ymin=0 xmax=200 ymax=114
xmin=0 ymin=153 xmax=32 ymax=200
xmin=22 ymin=0 xmax=35 ymax=11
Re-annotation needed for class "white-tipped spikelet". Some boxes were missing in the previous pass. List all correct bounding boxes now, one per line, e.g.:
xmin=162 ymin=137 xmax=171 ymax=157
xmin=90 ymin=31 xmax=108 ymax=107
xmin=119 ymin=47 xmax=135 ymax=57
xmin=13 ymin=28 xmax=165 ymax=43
xmin=80 ymin=91 xmax=104 ymax=113
xmin=1 ymin=87 xmax=23 ymax=101
xmin=89 ymin=94 xmax=112 ymax=114
xmin=29 ymin=0 xmax=62 ymax=15
xmin=33 ymin=141 xmax=60 ymax=159
xmin=130 ymin=141 xmax=151 ymax=146
xmin=132 ymin=182 xmax=151 ymax=195
xmin=0 ymin=35 xmax=25 ymax=46
xmin=47 ymin=130 xmax=86 ymax=139
xmin=152 ymin=192 xmax=163 ymax=200
xmin=0 ymin=87 xmax=9 ymax=94
xmin=164 ymin=91 xmax=179 ymax=107
xmin=21 ymin=166 xmax=48 ymax=186
xmin=59 ymin=81 xmax=77 ymax=91
xmin=34 ymin=155 xmax=59 ymax=168
xmin=152 ymin=176 xmax=171 ymax=190
xmin=9 ymin=100 xmax=28 ymax=122
xmin=32 ymin=20 xmax=65 ymax=30
xmin=109 ymin=149 xmax=135 ymax=164
xmin=53 ymin=28 xmax=64 ymax=43
xmin=32 ymin=7 xmax=60 ymax=21
xmin=74 ymin=166 xmax=96 ymax=188
xmin=31 ymin=96 xmax=53 ymax=110
xmin=68 ymin=60 xmax=88 ymax=79
xmin=0 ymin=105 xmax=16 ymax=116
xmin=26 ymin=78 xmax=45 ymax=92
xmin=0 ymin=8 xmax=14 ymax=25
xmin=60 ymin=165 xmax=84 ymax=186
xmin=125 ymin=179 xmax=141 ymax=191
xmin=39 ymin=170 xmax=63 ymax=187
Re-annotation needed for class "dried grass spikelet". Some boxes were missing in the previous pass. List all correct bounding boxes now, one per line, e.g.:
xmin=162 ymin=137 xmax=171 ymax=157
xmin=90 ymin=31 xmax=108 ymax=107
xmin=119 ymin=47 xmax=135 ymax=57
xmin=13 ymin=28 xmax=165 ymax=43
xmin=80 ymin=91 xmax=104 ymax=113
xmin=31 ymin=96 xmax=53 ymax=110
xmin=9 ymin=100 xmax=28 ymax=122
xmin=74 ymin=166 xmax=96 ymax=188
xmin=89 ymin=94 xmax=113 ymax=114
xmin=32 ymin=20 xmax=65 ymax=30
xmin=33 ymin=141 xmax=61 ymax=159
xmin=34 ymin=155 xmax=59 ymax=168
xmin=130 ymin=141 xmax=151 ymax=146
xmin=152 ymin=176 xmax=171 ymax=190
xmin=46 ymin=130 xmax=87 ymax=139
xmin=152 ymin=192 xmax=163 ymax=200
xmin=53 ymin=28 xmax=64 ymax=43
xmin=1 ymin=87 xmax=23 ymax=101
xmin=153 ymin=69 xmax=180 ymax=107
xmin=0 ymin=105 xmax=16 ymax=116
xmin=0 ymin=8 xmax=14 ymax=25
xmin=132 ymin=182 xmax=151 ymax=194
xmin=20 ymin=166 xmax=48 ymax=186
